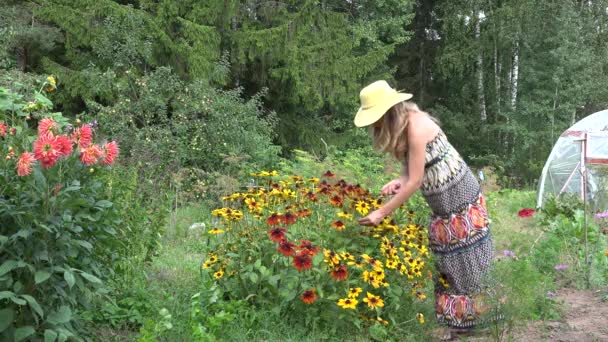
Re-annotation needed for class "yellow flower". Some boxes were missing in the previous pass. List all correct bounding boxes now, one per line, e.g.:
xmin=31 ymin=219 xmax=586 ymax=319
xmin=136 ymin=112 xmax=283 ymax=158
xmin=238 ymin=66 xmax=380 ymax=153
xmin=202 ymin=261 xmax=213 ymax=269
xmin=416 ymin=292 xmax=427 ymax=300
xmin=355 ymin=201 xmax=370 ymax=215
xmin=208 ymin=227 xmax=224 ymax=234
xmin=371 ymin=198 xmax=383 ymax=209
xmin=45 ymin=76 xmax=56 ymax=91
xmin=376 ymin=317 xmax=389 ymax=325
xmin=213 ymin=270 xmax=224 ymax=279
xmin=603 ymin=250 xmax=608 ymax=256
xmin=416 ymin=313 xmax=425 ymax=324
xmin=418 ymin=245 xmax=429 ymax=257
xmin=385 ymin=259 xmax=398 ymax=269
xmin=348 ymin=287 xmax=362 ymax=299
xmin=363 ymin=292 xmax=384 ymax=309
xmin=307 ymin=177 xmax=319 ymax=184
xmin=337 ymin=298 xmax=358 ymax=310
xmin=337 ymin=211 xmax=353 ymax=220
xmin=340 ymin=252 xmax=355 ymax=261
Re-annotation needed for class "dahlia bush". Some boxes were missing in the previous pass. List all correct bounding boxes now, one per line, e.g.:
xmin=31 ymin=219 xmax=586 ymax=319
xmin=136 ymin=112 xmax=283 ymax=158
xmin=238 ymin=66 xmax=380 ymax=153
xmin=199 ymin=171 xmax=433 ymax=329
xmin=0 ymin=81 xmax=121 ymax=341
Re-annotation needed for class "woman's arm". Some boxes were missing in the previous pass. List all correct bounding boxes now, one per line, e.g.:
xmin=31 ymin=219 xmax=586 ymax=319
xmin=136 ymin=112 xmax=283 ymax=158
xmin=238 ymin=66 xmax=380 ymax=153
xmin=358 ymin=117 xmax=427 ymax=226
xmin=377 ymin=127 xmax=426 ymax=215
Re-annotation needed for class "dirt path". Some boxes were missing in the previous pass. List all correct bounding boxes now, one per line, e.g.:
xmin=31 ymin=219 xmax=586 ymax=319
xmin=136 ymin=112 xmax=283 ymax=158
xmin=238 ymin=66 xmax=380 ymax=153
xmin=510 ymin=288 xmax=608 ymax=342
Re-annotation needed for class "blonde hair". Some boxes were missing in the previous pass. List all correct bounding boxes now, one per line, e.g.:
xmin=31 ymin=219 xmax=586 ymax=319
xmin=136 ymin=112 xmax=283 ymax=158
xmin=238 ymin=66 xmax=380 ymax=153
xmin=370 ymin=101 xmax=439 ymax=161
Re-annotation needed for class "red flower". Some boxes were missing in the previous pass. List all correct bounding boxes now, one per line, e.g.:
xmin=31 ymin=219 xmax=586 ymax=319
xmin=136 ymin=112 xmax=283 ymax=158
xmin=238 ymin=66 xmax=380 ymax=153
xmin=280 ymin=212 xmax=297 ymax=225
xmin=295 ymin=208 xmax=312 ymax=218
xmin=16 ymin=152 xmax=35 ymax=176
xmin=33 ymin=135 xmax=61 ymax=168
xmin=298 ymin=240 xmax=320 ymax=255
xmin=293 ymin=251 xmax=313 ymax=271
xmin=278 ymin=240 xmax=296 ymax=257
xmin=518 ymin=208 xmax=536 ymax=218
xmin=79 ymin=144 xmax=103 ymax=166
xmin=330 ymin=195 xmax=343 ymax=207
xmin=266 ymin=213 xmax=282 ymax=226
xmin=268 ymin=227 xmax=287 ymax=242
xmin=71 ymin=125 xmax=93 ymax=148
xmin=323 ymin=170 xmax=335 ymax=178
xmin=331 ymin=265 xmax=348 ymax=281
xmin=55 ymin=135 xmax=74 ymax=157
xmin=38 ymin=117 xmax=58 ymax=137
xmin=301 ymin=289 xmax=317 ymax=304
xmin=331 ymin=220 xmax=346 ymax=231
xmin=101 ymin=141 xmax=119 ymax=165
xmin=0 ymin=122 xmax=7 ymax=136
xmin=304 ymin=191 xmax=318 ymax=202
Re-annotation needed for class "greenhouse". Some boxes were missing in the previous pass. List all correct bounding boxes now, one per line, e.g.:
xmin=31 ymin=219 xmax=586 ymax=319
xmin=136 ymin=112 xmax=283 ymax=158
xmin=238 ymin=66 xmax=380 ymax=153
xmin=537 ymin=109 xmax=608 ymax=210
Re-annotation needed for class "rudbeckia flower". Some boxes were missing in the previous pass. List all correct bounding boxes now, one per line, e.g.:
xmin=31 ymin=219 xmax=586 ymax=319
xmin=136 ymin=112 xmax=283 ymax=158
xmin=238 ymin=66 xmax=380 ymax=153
xmin=337 ymin=298 xmax=357 ymax=310
xmin=293 ymin=251 xmax=312 ymax=271
xmin=330 ymin=265 xmax=348 ymax=281
xmin=363 ymin=292 xmax=384 ymax=309
xmin=301 ymin=289 xmax=317 ymax=304
xmin=268 ymin=227 xmax=287 ymax=242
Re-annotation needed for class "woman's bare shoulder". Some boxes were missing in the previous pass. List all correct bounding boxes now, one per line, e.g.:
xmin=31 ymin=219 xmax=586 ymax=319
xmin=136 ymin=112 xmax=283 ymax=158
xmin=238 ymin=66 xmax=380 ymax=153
xmin=408 ymin=111 xmax=440 ymax=144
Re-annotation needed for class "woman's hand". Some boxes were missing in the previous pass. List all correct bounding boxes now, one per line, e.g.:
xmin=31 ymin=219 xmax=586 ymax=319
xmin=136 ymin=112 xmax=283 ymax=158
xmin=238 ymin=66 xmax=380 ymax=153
xmin=358 ymin=209 xmax=386 ymax=226
xmin=381 ymin=179 xmax=402 ymax=196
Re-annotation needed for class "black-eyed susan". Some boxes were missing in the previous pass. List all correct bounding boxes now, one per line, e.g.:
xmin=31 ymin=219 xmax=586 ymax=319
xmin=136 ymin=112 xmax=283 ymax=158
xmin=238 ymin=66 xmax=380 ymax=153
xmin=298 ymin=240 xmax=320 ymax=255
xmin=280 ymin=211 xmax=297 ymax=225
xmin=376 ymin=317 xmax=389 ymax=325
xmin=208 ymin=227 xmax=224 ymax=234
xmin=416 ymin=313 xmax=425 ymax=324
xmin=307 ymin=177 xmax=319 ymax=184
xmin=278 ymin=240 xmax=296 ymax=257
xmin=323 ymin=249 xmax=341 ymax=266
xmin=331 ymin=220 xmax=346 ymax=231
xmin=355 ymin=200 xmax=370 ymax=215
xmin=293 ymin=251 xmax=312 ymax=271
xmin=348 ymin=287 xmax=362 ymax=299
xmin=202 ymin=261 xmax=213 ymax=269
xmin=323 ymin=170 xmax=335 ymax=178
xmin=267 ymin=227 xmax=287 ymax=242
xmin=301 ymin=289 xmax=317 ymax=304
xmin=363 ymin=292 xmax=384 ymax=309
xmin=337 ymin=211 xmax=353 ymax=219
xmin=266 ymin=213 xmax=282 ymax=226
xmin=385 ymin=259 xmax=398 ymax=269
xmin=337 ymin=298 xmax=357 ymax=310
xmin=330 ymin=265 xmax=348 ymax=281
xmin=213 ymin=270 xmax=224 ymax=279
xmin=330 ymin=195 xmax=343 ymax=207
xmin=416 ymin=292 xmax=427 ymax=300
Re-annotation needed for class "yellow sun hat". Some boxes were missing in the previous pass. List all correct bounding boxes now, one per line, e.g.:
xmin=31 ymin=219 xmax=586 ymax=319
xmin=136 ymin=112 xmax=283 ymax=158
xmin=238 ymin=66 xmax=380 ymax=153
xmin=354 ymin=80 xmax=413 ymax=127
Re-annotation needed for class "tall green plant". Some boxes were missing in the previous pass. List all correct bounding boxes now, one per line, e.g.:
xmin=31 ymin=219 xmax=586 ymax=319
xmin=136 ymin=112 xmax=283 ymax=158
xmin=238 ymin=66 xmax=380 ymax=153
xmin=0 ymin=83 xmax=121 ymax=340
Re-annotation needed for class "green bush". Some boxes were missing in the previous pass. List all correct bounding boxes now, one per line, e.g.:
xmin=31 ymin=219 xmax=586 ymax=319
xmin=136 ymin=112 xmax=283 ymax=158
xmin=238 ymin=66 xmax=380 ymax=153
xmin=0 ymin=81 xmax=168 ymax=340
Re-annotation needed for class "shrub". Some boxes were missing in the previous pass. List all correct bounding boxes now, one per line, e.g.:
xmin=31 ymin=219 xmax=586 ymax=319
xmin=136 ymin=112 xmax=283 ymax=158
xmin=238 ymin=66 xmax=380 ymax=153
xmin=197 ymin=170 xmax=433 ymax=332
xmin=0 ymin=82 xmax=122 ymax=340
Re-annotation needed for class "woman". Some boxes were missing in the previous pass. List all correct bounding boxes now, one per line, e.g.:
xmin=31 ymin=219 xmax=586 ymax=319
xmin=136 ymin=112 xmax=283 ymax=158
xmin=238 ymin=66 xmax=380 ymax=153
xmin=356 ymin=81 xmax=494 ymax=338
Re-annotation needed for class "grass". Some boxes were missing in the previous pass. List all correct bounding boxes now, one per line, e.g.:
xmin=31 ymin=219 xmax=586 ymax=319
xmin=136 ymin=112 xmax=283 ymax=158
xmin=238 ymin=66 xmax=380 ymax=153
xmin=92 ymin=188 xmax=607 ymax=341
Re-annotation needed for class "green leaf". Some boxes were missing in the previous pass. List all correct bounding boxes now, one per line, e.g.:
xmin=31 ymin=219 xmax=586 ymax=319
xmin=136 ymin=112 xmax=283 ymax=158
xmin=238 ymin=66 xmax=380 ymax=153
xmin=0 ymin=260 xmax=17 ymax=276
xmin=34 ymin=92 xmax=53 ymax=109
xmin=47 ymin=306 xmax=71 ymax=325
xmin=11 ymin=229 xmax=31 ymax=239
xmin=79 ymin=272 xmax=101 ymax=284
xmin=21 ymin=295 xmax=43 ymax=318
xmin=35 ymin=270 xmax=52 ymax=284
xmin=14 ymin=326 xmax=35 ymax=341
xmin=0 ymin=308 xmax=15 ymax=332
xmin=0 ymin=291 xmax=15 ymax=300
xmin=10 ymin=297 xmax=26 ymax=305
xmin=74 ymin=240 xmax=93 ymax=250
xmin=63 ymin=271 xmax=75 ymax=289
xmin=44 ymin=329 xmax=58 ymax=342
xmin=248 ymin=272 xmax=259 ymax=284
xmin=94 ymin=200 xmax=113 ymax=208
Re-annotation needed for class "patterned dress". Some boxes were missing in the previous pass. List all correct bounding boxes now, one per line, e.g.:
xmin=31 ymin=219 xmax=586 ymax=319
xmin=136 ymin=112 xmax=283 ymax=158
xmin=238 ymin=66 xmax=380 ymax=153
xmin=413 ymin=130 xmax=494 ymax=329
